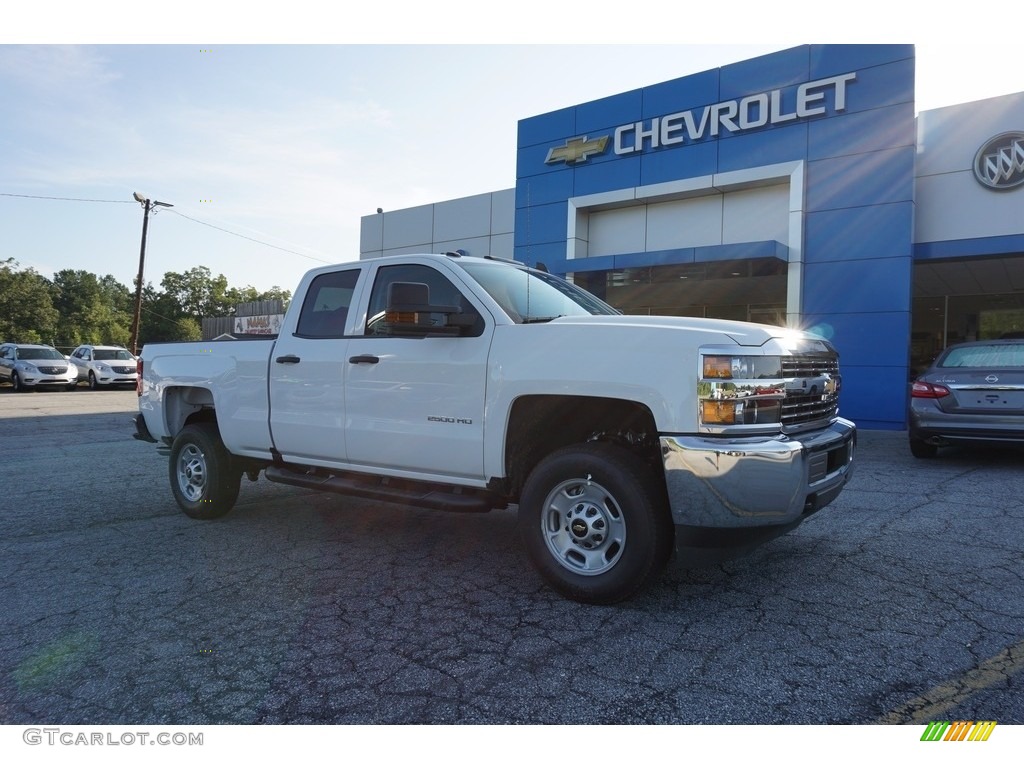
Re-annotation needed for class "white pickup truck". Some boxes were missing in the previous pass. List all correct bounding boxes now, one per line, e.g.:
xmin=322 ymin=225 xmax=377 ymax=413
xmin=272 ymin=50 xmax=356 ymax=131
xmin=133 ymin=252 xmax=855 ymax=603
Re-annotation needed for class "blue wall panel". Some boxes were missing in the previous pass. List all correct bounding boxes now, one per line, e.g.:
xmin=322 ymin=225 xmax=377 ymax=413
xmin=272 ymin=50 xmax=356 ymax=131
xmin=803 ymin=258 xmax=912 ymax=315
xmin=573 ymin=155 xmax=641 ymax=196
xmin=517 ymin=107 xmax=576 ymax=148
xmin=514 ymin=241 xmax=568 ymax=271
xmin=836 ymin=365 xmax=909 ymax=429
xmin=719 ymin=47 xmax=810 ymax=98
xmin=838 ymin=59 xmax=915 ymax=113
xmin=809 ymin=44 xmax=913 ymax=81
xmin=576 ymin=89 xmax=643 ymax=134
xmin=642 ymin=67 xmax=720 ymax=118
xmin=806 ymin=146 xmax=915 ymax=212
xmin=808 ymin=102 xmax=915 ymax=160
xmin=564 ymin=254 xmax=616 ymax=272
xmin=717 ymin=122 xmax=808 ymax=173
xmin=515 ymin=172 xmax=574 ymax=208
xmin=514 ymin=202 xmax=567 ymax=246
xmin=614 ymin=248 xmax=696 ymax=268
xmin=805 ymin=203 xmax=913 ymax=262
xmin=802 ymin=311 xmax=911 ymax=368
xmin=639 ymin=141 xmax=718 ymax=185
xmin=914 ymin=233 xmax=1024 ymax=260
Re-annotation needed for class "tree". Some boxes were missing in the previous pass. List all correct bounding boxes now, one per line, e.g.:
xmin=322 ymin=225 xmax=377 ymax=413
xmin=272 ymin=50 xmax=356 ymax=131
xmin=0 ymin=259 xmax=60 ymax=344
xmin=138 ymin=282 xmax=186 ymax=344
xmin=160 ymin=266 xmax=235 ymax=319
xmin=51 ymin=269 xmax=133 ymax=347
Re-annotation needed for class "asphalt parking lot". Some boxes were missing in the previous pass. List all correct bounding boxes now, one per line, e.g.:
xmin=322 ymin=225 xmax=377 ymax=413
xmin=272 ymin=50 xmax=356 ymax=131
xmin=0 ymin=388 xmax=1021 ymax=726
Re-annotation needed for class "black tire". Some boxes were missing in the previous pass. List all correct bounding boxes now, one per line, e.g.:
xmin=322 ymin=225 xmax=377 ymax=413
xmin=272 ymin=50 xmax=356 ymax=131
xmin=88 ymin=371 xmax=101 ymax=390
xmin=11 ymin=371 xmax=24 ymax=393
xmin=909 ymin=437 xmax=938 ymax=459
xmin=518 ymin=442 xmax=673 ymax=604
xmin=168 ymin=422 xmax=241 ymax=520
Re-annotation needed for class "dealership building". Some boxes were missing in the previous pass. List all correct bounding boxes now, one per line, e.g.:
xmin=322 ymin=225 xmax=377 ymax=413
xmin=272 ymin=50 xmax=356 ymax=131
xmin=359 ymin=44 xmax=1024 ymax=430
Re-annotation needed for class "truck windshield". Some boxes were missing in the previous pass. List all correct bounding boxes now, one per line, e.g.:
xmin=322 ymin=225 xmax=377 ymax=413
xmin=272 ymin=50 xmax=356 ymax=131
xmin=461 ymin=262 xmax=618 ymax=323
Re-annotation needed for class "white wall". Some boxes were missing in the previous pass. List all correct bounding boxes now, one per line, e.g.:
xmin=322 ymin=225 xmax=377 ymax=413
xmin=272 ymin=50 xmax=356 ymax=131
xmin=359 ymin=189 xmax=515 ymax=260
xmin=915 ymin=91 xmax=1024 ymax=244
xmin=585 ymin=184 xmax=789 ymax=258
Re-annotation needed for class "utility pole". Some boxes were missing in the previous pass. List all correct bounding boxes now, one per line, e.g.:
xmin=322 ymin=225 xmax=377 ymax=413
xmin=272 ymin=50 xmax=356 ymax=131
xmin=130 ymin=192 xmax=173 ymax=355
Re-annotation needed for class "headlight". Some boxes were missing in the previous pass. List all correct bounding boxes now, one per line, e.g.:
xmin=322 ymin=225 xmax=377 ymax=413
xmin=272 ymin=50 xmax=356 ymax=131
xmin=17 ymin=362 xmax=38 ymax=373
xmin=699 ymin=354 xmax=785 ymax=428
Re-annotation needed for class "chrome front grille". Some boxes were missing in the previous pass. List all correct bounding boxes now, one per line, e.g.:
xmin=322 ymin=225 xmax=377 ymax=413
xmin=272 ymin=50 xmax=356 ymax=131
xmin=781 ymin=354 xmax=840 ymax=428
xmin=38 ymin=366 xmax=68 ymax=375
xmin=113 ymin=366 xmax=135 ymax=374
xmin=781 ymin=355 xmax=839 ymax=378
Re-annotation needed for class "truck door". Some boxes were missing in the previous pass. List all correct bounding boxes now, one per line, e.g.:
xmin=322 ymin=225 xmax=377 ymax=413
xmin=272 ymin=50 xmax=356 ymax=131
xmin=344 ymin=263 xmax=490 ymax=480
xmin=269 ymin=267 xmax=360 ymax=465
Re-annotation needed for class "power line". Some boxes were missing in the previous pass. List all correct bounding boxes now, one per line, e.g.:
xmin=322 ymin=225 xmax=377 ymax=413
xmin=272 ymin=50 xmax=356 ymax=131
xmin=3 ymin=189 xmax=333 ymax=265
xmin=167 ymin=209 xmax=331 ymax=264
xmin=0 ymin=192 xmax=136 ymax=204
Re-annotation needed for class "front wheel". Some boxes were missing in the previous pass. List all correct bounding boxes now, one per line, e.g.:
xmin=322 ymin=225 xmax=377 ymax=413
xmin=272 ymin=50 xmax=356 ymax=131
xmin=169 ymin=422 xmax=241 ymax=519
xmin=519 ymin=443 xmax=673 ymax=604
xmin=88 ymin=371 xmax=101 ymax=390
xmin=11 ymin=372 xmax=24 ymax=392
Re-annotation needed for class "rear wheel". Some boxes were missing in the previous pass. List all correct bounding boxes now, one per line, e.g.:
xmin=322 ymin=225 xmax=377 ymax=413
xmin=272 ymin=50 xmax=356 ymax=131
xmin=169 ymin=422 xmax=241 ymax=519
xmin=519 ymin=443 xmax=673 ymax=604
xmin=909 ymin=437 xmax=938 ymax=459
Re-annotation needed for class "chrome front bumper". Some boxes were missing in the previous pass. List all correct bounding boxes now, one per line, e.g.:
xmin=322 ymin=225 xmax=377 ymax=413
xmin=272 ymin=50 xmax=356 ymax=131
xmin=660 ymin=417 xmax=856 ymax=530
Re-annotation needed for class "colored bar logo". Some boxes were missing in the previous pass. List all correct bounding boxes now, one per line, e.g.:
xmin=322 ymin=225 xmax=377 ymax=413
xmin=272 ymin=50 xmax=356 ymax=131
xmin=920 ymin=721 xmax=997 ymax=741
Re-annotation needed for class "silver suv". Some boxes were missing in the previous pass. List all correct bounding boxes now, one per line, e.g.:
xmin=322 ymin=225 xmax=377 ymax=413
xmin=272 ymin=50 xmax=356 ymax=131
xmin=68 ymin=345 xmax=138 ymax=389
xmin=0 ymin=343 xmax=79 ymax=391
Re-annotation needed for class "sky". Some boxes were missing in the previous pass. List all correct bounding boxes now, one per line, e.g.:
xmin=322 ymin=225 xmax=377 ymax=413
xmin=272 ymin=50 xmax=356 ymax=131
xmin=3 ymin=4 xmax=1022 ymax=298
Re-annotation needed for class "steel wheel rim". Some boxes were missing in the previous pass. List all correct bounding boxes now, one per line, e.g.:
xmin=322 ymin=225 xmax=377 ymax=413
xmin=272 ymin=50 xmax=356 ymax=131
xmin=540 ymin=476 xmax=626 ymax=576
xmin=176 ymin=443 xmax=208 ymax=502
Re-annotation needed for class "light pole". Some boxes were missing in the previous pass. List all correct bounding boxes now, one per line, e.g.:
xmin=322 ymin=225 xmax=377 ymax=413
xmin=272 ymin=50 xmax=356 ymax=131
xmin=130 ymin=192 xmax=173 ymax=355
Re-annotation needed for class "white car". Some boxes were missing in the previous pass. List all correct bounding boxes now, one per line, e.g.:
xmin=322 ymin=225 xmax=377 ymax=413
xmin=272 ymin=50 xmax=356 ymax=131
xmin=68 ymin=345 xmax=138 ymax=389
xmin=0 ymin=343 xmax=79 ymax=391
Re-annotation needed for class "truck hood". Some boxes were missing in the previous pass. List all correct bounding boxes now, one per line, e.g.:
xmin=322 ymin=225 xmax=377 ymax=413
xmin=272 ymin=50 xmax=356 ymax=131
xmin=548 ymin=314 xmax=818 ymax=348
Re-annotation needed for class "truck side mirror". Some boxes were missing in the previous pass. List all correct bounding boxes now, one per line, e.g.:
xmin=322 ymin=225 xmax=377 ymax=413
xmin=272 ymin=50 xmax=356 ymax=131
xmin=385 ymin=281 xmax=470 ymax=336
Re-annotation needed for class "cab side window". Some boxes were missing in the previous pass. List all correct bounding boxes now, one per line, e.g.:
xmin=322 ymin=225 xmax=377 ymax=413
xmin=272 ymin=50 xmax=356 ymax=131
xmin=364 ymin=264 xmax=483 ymax=337
xmin=295 ymin=269 xmax=360 ymax=338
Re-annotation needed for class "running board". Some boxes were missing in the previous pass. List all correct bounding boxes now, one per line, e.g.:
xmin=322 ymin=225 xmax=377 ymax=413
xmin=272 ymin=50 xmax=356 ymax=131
xmin=264 ymin=465 xmax=505 ymax=514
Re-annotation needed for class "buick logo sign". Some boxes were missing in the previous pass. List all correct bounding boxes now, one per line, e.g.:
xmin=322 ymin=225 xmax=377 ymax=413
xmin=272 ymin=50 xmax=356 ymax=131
xmin=973 ymin=132 xmax=1024 ymax=190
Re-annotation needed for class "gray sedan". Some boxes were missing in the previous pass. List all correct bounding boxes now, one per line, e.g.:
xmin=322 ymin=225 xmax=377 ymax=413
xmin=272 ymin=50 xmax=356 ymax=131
xmin=909 ymin=339 xmax=1024 ymax=457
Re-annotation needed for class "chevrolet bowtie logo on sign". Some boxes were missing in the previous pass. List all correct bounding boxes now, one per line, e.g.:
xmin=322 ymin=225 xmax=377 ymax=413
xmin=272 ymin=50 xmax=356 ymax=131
xmin=545 ymin=135 xmax=610 ymax=165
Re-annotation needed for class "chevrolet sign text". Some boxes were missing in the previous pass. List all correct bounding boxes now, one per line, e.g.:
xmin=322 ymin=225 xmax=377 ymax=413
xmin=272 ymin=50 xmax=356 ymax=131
xmin=614 ymin=72 xmax=856 ymax=155
xmin=547 ymin=72 xmax=857 ymax=165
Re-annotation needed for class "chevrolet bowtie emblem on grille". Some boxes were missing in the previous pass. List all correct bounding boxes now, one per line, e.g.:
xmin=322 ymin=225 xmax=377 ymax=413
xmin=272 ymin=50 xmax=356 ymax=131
xmin=545 ymin=135 xmax=610 ymax=165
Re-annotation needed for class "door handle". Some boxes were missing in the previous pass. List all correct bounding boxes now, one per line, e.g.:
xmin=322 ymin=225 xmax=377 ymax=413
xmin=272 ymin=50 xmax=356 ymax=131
xmin=275 ymin=354 xmax=301 ymax=364
xmin=349 ymin=355 xmax=379 ymax=364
